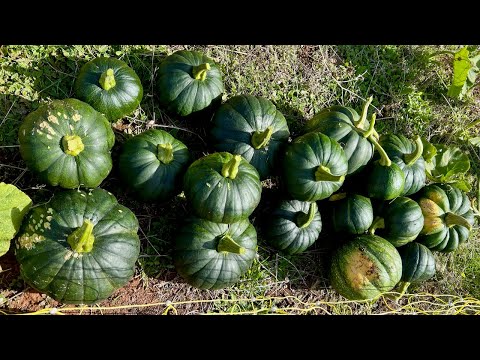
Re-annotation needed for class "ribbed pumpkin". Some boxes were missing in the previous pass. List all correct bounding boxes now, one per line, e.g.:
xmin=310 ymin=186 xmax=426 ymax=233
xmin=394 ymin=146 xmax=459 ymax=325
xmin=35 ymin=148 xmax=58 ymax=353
xmin=283 ymin=132 xmax=348 ymax=202
xmin=74 ymin=57 xmax=143 ymax=121
xmin=330 ymin=234 xmax=402 ymax=300
xmin=303 ymin=97 xmax=375 ymax=175
xmin=416 ymin=183 xmax=474 ymax=252
xmin=329 ymin=193 xmax=373 ymax=234
xmin=183 ymin=152 xmax=262 ymax=223
xmin=15 ymin=188 xmax=140 ymax=304
xmin=18 ymin=99 xmax=114 ymax=189
xmin=379 ymin=134 xmax=426 ymax=196
xmin=173 ymin=217 xmax=257 ymax=289
xmin=265 ymin=200 xmax=322 ymax=255
xmin=211 ymin=94 xmax=290 ymax=179
xmin=118 ymin=129 xmax=190 ymax=201
xmin=369 ymin=197 xmax=424 ymax=247
xmin=366 ymin=136 xmax=405 ymax=200
xmin=395 ymin=242 xmax=435 ymax=297
xmin=157 ymin=50 xmax=224 ymax=116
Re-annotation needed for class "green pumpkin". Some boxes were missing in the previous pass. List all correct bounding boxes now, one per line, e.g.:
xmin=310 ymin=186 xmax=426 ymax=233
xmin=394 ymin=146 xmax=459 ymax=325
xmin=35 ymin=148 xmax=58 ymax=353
xmin=329 ymin=193 xmax=373 ymax=234
xmin=366 ymin=136 xmax=405 ymax=200
xmin=173 ymin=216 xmax=257 ymax=289
xmin=369 ymin=197 xmax=424 ymax=247
xmin=211 ymin=94 xmax=290 ymax=180
xmin=183 ymin=152 xmax=262 ymax=224
xmin=15 ymin=188 xmax=140 ymax=304
xmin=330 ymin=234 xmax=402 ymax=300
xmin=379 ymin=134 xmax=426 ymax=196
xmin=118 ymin=129 xmax=190 ymax=201
xmin=304 ymin=97 xmax=375 ymax=175
xmin=157 ymin=50 xmax=224 ymax=116
xmin=395 ymin=242 xmax=435 ymax=297
xmin=283 ymin=132 xmax=348 ymax=202
xmin=416 ymin=183 xmax=474 ymax=252
xmin=265 ymin=200 xmax=322 ymax=255
xmin=18 ymin=99 xmax=115 ymax=189
xmin=74 ymin=57 xmax=143 ymax=122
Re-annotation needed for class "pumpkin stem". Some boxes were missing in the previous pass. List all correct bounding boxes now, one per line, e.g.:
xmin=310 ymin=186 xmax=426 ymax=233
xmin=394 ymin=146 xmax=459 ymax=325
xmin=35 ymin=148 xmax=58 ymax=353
xmin=444 ymin=212 xmax=472 ymax=231
xmin=192 ymin=63 xmax=211 ymax=81
xmin=217 ymin=234 xmax=245 ymax=254
xmin=67 ymin=220 xmax=95 ymax=253
xmin=99 ymin=68 xmax=116 ymax=90
xmin=362 ymin=113 xmax=376 ymax=138
xmin=157 ymin=143 xmax=174 ymax=164
xmin=368 ymin=135 xmax=392 ymax=167
xmin=251 ymin=127 xmax=273 ymax=149
xmin=392 ymin=281 xmax=411 ymax=301
xmin=61 ymin=135 xmax=84 ymax=156
xmin=368 ymin=216 xmax=385 ymax=235
xmin=315 ymin=165 xmax=345 ymax=182
xmin=328 ymin=192 xmax=347 ymax=201
xmin=296 ymin=202 xmax=317 ymax=229
xmin=353 ymin=96 xmax=373 ymax=129
xmin=404 ymin=135 xmax=424 ymax=166
xmin=221 ymin=154 xmax=242 ymax=180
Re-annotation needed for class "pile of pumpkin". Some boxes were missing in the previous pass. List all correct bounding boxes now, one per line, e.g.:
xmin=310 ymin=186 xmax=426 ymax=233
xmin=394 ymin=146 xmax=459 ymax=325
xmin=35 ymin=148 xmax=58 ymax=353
xmin=1 ymin=50 xmax=476 ymax=306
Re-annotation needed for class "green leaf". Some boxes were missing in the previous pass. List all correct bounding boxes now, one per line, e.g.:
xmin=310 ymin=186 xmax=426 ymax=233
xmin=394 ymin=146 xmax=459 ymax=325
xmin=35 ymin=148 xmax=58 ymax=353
xmin=0 ymin=183 xmax=32 ymax=257
xmin=451 ymin=180 xmax=472 ymax=192
xmin=421 ymin=137 xmax=437 ymax=162
xmin=448 ymin=47 xmax=473 ymax=100
xmin=469 ymin=137 xmax=480 ymax=147
xmin=425 ymin=144 xmax=470 ymax=183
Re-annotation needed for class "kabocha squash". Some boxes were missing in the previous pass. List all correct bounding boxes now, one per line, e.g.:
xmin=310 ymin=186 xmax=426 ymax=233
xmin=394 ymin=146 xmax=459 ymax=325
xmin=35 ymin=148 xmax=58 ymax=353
xmin=211 ymin=95 xmax=290 ymax=179
xmin=304 ymin=97 xmax=375 ymax=175
xmin=74 ymin=57 xmax=143 ymax=122
xmin=368 ymin=197 xmax=424 ymax=247
xmin=15 ymin=188 xmax=140 ymax=304
xmin=330 ymin=234 xmax=402 ymax=300
xmin=329 ymin=193 xmax=373 ymax=234
xmin=416 ymin=183 xmax=474 ymax=252
xmin=183 ymin=152 xmax=262 ymax=223
xmin=366 ymin=135 xmax=405 ymax=200
xmin=283 ymin=132 xmax=348 ymax=202
xmin=0 ymin=183 xmax=32 ymax=257
xmin=379 ymin=134 xmax=426 ymax=196
xmin=265 ymin=200 xmax=322 ymax=255
xmin=19 ymin=99 xmax=115 ymax=189
xmin=157 ymin=50 xmax=224 ymax=116
xmin=395 ymin=242 xmax=435 ymax=297
xmin=173 ymin=217 xmax=257 ymax=289
xmin=118 ymin=129 xmax=190 ymax=201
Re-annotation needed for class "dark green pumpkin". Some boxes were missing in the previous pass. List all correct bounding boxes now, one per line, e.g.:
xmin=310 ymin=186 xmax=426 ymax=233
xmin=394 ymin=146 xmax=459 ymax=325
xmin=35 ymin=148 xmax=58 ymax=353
xmin=369 ymin=197 xmax=424 ymax=247
xmin=118 ymin=129 xmax=190 ymax=201
xmin=18 ymin=99 xmax=115 ymax=189
xmin=379 ymin=134 xmax=426 ymax=196
xmin=395 ymin=242 xmax=435 ymax=296
xmin=183 ymin=152 xmax=262 ymax=223
xmin=330 ymin=234 xmax=402 ymax=300
xmin=74 ymin=57 xmax=143 ymax=122
xmin=329 ymin=193 xmax=373 ymax=234
xmin=304 ymin=98 xmax=375 ymax=175
xmin=211 ymin=94 xmax=290 ymax=180
xmin=283 ymin=132 xmax=348 ymax=202
xmin=157 ymin=50 xmax=224 ymax=116
xmin=15 ymin=188 xmax=140 ymax=304
xmin=265 ymin=200 xmax=322 ymax=255
xmin=366 ymin=136 xmax=405 ymax=200
xmin=173 ymin=216 xmax=257 ymax=289
xmin=416 ymin=183 xmax=474 ymax=252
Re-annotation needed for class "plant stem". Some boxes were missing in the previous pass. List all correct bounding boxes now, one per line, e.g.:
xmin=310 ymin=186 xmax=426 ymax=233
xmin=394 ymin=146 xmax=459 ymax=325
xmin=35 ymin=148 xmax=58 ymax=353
xmin=192 ymin=63 xmax=211 ymax=81
xmin=62 ymin=135 xmax=84 ymax=156
xmin=251 ymin=127 xmax=273 ymax=149
xmin=368 ymin=135 xmax=392 ymax=167
xmin=328 ymin=192 xmax=347 ymax=201
xmin=157 ymin=143 xmax=174 ymax=164
xmin=404 ymin=136 xmax=424 ymax=166
xmin=296 ymin=202 xmax=317 ymax=229
xmin=67 ymin=220 xmax=95 ymax=253
xmin=315 ymin=165 xmax=345 ymax=182
xmin=99 ymin=68 xmax=116 ymax=90
xmin=353 ymin=96 xmax=373 ymax=129
xmin=444 ymin=212 xmax=472 ymax=231
xmin=368 ymin=216 xmax=385 ymax=235
xmin=221 ymin=155 xmax=242 ymax=180
xmin=217 ymin=234 xmax=245 ymax=254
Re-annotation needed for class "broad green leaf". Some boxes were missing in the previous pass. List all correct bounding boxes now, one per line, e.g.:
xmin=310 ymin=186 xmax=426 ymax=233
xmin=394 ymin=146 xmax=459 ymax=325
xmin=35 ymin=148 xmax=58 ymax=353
xmin=451 ymin=180 xmax=472 ymax=192
xmin=0 ymin=183 xmax=32 ymax=257
xmin=425 ymin=144 xmax=470 ymax=183
xmin=448 ymin=47 xmax=472 ymax=100
xmin=421 ymin=137 xmax=437 ymax=162
xmin=469 ymin=137 xmax=480 ymax=147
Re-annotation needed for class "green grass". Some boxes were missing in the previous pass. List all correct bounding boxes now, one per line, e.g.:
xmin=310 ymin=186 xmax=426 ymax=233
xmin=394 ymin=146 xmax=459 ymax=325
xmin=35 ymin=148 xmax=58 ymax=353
xmin=1 ymin=45 xmax=479 ymax=314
